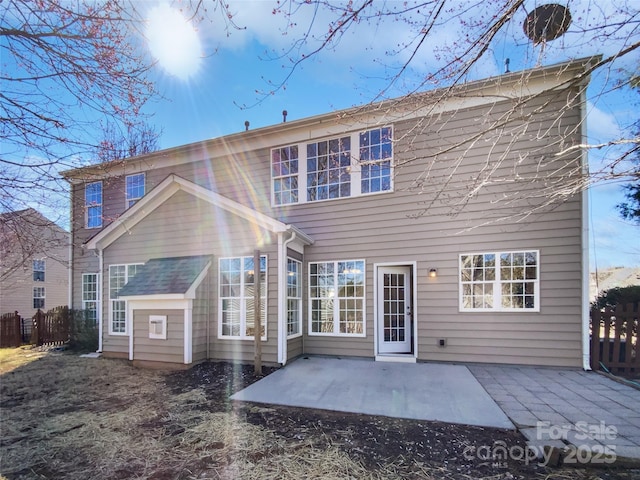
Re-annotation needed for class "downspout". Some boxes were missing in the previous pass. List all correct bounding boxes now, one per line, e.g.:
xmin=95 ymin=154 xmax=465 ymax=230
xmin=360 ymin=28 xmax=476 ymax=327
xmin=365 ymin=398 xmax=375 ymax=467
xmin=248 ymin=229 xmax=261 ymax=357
xmin=68 ymin=193 xmax=73 ymax=309
xmin=98 ymin=247 xmax=104 ymax=353
xmin=580 ymin=84 xmax=591 ymax=371
xmin=278 ymin=230 xmax=297 ymax=365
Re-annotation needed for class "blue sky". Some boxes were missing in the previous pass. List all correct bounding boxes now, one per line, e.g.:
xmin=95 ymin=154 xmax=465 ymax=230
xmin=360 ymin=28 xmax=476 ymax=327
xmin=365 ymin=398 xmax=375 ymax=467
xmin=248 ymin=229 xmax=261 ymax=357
xmin=138 ymin=1 xmax=638 ymax=270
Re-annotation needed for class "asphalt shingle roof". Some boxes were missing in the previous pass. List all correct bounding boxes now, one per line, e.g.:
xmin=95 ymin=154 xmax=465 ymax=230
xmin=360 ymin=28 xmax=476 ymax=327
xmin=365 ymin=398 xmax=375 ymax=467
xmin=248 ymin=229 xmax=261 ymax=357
xmin=117 ymin=255 xmax=212 ymax=297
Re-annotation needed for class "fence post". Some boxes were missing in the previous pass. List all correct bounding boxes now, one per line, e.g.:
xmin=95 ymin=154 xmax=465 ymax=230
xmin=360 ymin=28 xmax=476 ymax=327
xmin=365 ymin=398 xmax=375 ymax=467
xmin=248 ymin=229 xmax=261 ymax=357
xmin=590 ymin=308 xmax=600 ymax=370
xmin=32 ymin=309 xmax=43 ymax=346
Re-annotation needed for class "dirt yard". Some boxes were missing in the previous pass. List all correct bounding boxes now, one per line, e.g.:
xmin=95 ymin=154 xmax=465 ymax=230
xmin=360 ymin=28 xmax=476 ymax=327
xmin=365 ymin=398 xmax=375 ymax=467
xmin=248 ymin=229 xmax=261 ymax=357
xmin=0 ymin=347 xmax=637 ymax=479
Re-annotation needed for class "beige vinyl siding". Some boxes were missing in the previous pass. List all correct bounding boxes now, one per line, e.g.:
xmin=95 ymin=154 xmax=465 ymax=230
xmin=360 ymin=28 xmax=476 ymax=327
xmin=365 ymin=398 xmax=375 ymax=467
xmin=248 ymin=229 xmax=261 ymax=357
xmin=287 ymin=336 xmax=303 ymax=361
xmin=0 ymin=243 xmax=69 ymax=317
xmin=276 ymin=89 xmax=584 ymax=367
xmin=192 ymin=276 xmax=212 ymax=363
xmin=133 ymin=309 xmax=184 ymax=363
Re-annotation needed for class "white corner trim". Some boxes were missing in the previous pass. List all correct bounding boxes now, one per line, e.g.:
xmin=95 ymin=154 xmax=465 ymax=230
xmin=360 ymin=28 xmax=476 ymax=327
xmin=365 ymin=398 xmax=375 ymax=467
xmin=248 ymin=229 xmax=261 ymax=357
xmin=184 ymin=303 xmax=193 ymax=364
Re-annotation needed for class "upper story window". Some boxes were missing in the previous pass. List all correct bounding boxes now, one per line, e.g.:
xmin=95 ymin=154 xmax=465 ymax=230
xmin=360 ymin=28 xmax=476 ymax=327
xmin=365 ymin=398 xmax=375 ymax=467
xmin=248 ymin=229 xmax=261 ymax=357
xmin=307 ymin=136 xmax=351 ymax=201
xmin=85 ymin=181 xmax=102 ymax=228
xmin=360 ymin=127 xmax=392 ymax=194
xmin=33 ymin=259 xmax=45 ymax=281
xmin=272 ymin=146 xmax=299 ymax=206
xmin=459 ymin=251 xmax=540 ymax=312
xmin=126 ymin=173 xmax=145 ymax=208
xmin=271 ymin=127 xmax=393 ymax=206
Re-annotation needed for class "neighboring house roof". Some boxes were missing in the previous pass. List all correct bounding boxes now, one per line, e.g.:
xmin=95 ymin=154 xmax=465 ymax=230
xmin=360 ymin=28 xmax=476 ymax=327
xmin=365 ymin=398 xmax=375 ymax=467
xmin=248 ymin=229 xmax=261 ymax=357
xmin=83 ymin=174 xmax=314 ymax=250
xmin=118 ymin=255 xmax=212 ymax=298
xmin=590 ymin=267 xmax=640 ymax=301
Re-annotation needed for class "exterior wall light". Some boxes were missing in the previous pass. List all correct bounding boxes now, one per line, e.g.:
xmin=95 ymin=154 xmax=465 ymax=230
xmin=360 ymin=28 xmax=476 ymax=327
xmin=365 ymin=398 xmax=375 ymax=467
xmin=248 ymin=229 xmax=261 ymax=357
xmin=429 ymin=268 xmax=437 ymax=278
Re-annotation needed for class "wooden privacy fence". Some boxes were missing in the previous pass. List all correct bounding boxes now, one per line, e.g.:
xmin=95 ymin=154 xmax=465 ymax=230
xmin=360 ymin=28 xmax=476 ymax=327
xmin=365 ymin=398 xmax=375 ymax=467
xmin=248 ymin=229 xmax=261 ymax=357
xmin=590 ymin=302 xmax=639 ymax=375
xmin=31 ymin=306 xmax=71 ymax=346
xmin=0 ymin=306 xmax=72 ymax=347
xmin=0 ymin=311 xmax=22 ymax=348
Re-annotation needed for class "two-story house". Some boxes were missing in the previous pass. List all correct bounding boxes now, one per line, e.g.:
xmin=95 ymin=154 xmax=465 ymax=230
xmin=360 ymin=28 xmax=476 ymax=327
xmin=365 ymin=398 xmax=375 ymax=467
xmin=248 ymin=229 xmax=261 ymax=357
xmin=0 ymin=208 xmax=70 ymax=317
xmin=62 ymin=57 xmax=595 ymax=370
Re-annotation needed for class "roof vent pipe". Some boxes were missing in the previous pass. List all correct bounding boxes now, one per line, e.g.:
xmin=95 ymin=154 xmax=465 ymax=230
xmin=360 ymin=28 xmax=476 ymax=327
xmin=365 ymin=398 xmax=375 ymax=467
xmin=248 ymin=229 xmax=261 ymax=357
xmin=505 ymin=58 xmax=510 ymax=73
xmin=244 ymin=120 xmax=250 ymax=131
xmin=282 ymin=110 xmax=288 ymax=122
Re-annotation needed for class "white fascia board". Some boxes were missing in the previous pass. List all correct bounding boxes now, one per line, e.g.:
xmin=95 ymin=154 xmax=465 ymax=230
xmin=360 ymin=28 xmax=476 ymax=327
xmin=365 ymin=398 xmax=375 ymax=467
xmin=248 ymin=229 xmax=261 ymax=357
xmin=119 ymin=293 xmax=188 ymax=301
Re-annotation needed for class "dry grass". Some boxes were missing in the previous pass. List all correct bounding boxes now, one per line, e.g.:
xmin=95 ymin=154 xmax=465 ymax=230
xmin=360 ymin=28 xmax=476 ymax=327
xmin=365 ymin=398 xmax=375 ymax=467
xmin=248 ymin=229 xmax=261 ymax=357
xmin=0 ymin=348 xmax=388 ymax=480
xmin=1 ymin=348 xmax=633 ymax=480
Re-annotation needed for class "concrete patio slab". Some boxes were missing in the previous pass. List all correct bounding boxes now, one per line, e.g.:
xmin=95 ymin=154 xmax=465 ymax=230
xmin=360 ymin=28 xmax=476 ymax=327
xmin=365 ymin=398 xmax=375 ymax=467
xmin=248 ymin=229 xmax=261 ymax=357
xmin=231 ymin=356 xmax=514 ymax=429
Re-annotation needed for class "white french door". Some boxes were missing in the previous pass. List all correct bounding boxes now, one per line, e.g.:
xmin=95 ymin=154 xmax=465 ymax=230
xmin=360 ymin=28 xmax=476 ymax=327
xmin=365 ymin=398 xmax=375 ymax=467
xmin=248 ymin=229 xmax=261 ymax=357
xmin=377 ymin=266 xmax=412 ymax=354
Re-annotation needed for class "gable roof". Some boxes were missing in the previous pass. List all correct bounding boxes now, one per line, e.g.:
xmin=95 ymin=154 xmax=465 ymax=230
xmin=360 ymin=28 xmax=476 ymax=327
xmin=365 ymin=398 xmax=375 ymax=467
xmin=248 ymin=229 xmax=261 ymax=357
xmin=84 ymin=174 xmax=313 ymax=250
xmin=117 ymin=255 xmax=212 ymax=299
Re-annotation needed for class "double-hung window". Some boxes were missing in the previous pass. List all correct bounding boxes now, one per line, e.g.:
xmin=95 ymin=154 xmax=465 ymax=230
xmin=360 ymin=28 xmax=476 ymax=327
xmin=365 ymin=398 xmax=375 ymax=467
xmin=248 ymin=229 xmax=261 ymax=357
xmin=33 ymin=259 xmax=45 ymax=282
xmin=219 ymin=256 xmax=267 ymax=339
xmin=33 ymin=287 xmax=45 ymax=309
xmin=287 ymin=258 xmax=302 ymax=337
xmin=271 ymin=127 xmax=393 ymax=206
xmin=126 ymin=173 xmax=145 ymax=208
xmin=82 ymin=273 xmax=98 ymax=324
xmin=309 ymin=260 xmax=365 ymax=336
xmin=360 ymin=127 xmax=392 ymax=193
xmin=460 ymin=251 xmax=539 ymax=311
xmin=109 ymin=264 xmax=142 ymax=334
xmin=307 ymin=136 xmax=351 ymax=201
xmin=85 ymin=181 xmax=103 ymax=228
xmin=272 ymin=146 xmax=299 ymax=205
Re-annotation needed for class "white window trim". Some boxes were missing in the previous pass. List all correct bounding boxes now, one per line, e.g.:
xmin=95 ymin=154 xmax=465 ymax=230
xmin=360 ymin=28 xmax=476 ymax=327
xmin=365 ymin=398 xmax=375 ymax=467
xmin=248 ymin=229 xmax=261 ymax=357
xmin=286 ymin=258 xmax=302 ymax=339
xmin=308 ymin=259 xmax=366 ymax=338
xmin=33 ymin=286 xmax=45 ymax=309
xmin=85 ymin=181 xmax=103 ymax=229
xmin=125 ymin=173 xmax=145 ymax=208
xmin=33 ymin=259 xmax=45 ymax=282
xmin=108 ymin=263 xmax=143 ymax=335
xmin=217 ymin=255 xmax=268 ymax=341
xmin=270 ymin=127 xmax=394 ymax=207
xmin=82 ymin=273 xmax=99 ymax=321
xmin=458 ymin=250 xmax=540 ymax=313
xmin=149 ymin=315 xmax=167 ymax=340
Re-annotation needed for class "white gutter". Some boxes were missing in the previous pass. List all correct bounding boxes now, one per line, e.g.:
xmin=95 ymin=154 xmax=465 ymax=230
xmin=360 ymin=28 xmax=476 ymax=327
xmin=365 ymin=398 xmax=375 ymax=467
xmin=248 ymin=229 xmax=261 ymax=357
xmin=278 ymin=230 xmax=297 ymax=365
xmin=98 ymin=248 xmax=104 ymax=353
xmin=580 ymin=85 xmax=591 ymax=371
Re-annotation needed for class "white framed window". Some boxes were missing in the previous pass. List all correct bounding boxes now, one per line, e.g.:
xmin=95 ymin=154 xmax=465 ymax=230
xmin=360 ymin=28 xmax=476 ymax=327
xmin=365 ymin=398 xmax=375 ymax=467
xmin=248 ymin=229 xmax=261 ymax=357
xmin=82 ymin=273 xmax=98 ymax=324
xmin=360 ymin=127 xmax=393 ymax=194
xmin=272 ymin=146 xmax=299 ymax=205
xmin=459 ymin=251 xmax=540 ymax=312
xmin=149 ymin=315 xmax=167 ymax=340
xmin=309 ymin=260 xmax=365 ymax=336
xmin=126 ymin=173 xmax=145 ymax=208
xmin=218 ymin=256 xmax=267 ymax=340
xmin=33 ymin=259 xmax=45 ymax=282
xmin=271 ymin=127 xmax=393 ymax=206
xmin=287 ymin=258 xmax=302 ymax=337
xmin=33 ymin=287 xmax=45 ymax=309
xmin=109 ymin=264 xmax=142 ymax=334
xmin=85 ymin=181 xmax=102 ymax=228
